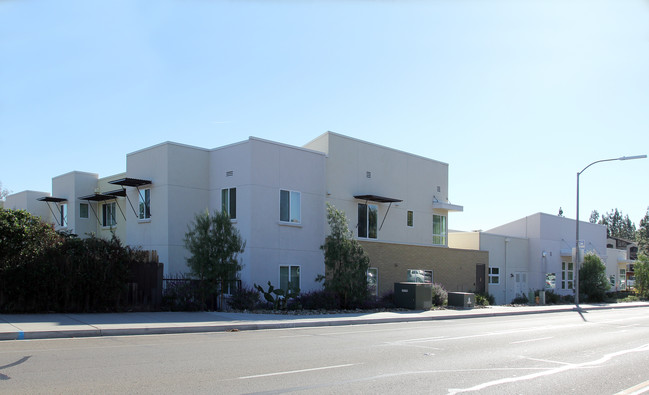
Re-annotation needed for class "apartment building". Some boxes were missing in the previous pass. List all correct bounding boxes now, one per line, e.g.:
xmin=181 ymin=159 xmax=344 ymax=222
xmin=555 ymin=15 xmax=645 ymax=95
xmin=5 ymin=132 xmax=488 ymax=297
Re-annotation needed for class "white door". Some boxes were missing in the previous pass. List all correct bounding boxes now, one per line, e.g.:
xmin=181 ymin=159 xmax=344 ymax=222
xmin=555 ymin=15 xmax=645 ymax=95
xmin=514 ymin=272 xmax=528 ymax=297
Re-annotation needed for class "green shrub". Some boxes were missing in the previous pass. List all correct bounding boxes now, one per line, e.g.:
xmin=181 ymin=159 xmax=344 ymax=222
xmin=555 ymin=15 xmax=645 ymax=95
xmin=298 ymin=290 xmax=341 ymax=310
xmin=475 ymin=292 xmax=494 ymax=306
xmin=228 ymin=286 xmax=261 ymax=310
xmin=511 ymin=294 xmax=528 ymax=304
xmin=431 ymin=283 xmax=448 ymax=306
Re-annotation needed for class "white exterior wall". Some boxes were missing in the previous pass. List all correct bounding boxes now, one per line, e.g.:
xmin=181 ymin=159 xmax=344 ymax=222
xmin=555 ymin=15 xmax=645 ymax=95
xmin=605 ymin=248 xmax=628 ymax=291
xmin=449 ymin=231 xmax=529 ymax=304
xmin=4 ymin=190 xmax=54 ymax=223
xmin=488 ymin=212 xmax=607 ymax=296
xmin=51 ymin=171 xmax=99 ymax=236
xmin=304 ymin=132 xmax=455 ymax=247
xmin=209 ymin=138 xmax=326 ymax=292
xmin=126 ymin=142 xmax=211 ymax=275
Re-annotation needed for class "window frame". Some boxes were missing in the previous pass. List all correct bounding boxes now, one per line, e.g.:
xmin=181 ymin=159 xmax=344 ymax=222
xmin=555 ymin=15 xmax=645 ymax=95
xmin=279 ymin=189 xmax=301 ymax=224
xmin=407 ymin=210 xmax=414 ymax=227
xmin=433 ymin=214 xmax=447 ymax=246
xmin=221 ymin=187 xmax=237 ymax=220
xmin=79 ymin=203 xmax=89 ymax=219
xmin=367 ymin=267 xmax=378 ymax=297
xmin=488 ymin=267 xmax=500 ymax=285
xmin=407 ymin=269 xmax=433 ymax=284
xmin=358 ymin=203 xmax=378 ymax=239
xmin=279 ymin=265 xmax=300 ymax=294
xmin=561 ymin=261 xmax=574 ymax=290
xmin=138 ymin=188 xmax=151 ymax=220
xmin=60 ymin=203 xmax=68 ymax=227
xmin=102 ymin=202 xmax=117 ymax=228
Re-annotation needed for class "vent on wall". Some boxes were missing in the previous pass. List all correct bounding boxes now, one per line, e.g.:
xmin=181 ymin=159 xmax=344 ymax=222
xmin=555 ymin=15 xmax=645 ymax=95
xmin=366 ymin=171 xmax=372 ymax=179
xmin=226 ymin=171 xmax=234 ymax=177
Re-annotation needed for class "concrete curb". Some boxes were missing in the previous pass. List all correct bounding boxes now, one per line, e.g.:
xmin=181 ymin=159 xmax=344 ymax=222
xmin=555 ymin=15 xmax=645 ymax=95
xmin=1 ymin=302 xmax=647 ymax=341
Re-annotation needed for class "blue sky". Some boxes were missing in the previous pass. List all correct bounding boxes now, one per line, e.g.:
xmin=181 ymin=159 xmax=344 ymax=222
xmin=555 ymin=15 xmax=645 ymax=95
xmin=1 ymin=0 xmax=648 ymax=231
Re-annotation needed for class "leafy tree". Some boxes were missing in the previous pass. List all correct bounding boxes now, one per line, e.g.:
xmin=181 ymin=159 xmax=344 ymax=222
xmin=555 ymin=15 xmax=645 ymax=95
xmin=637 ymin=208 xmax=649 ymax=256
xmin=579 ymin=253 xmax=609 ymax=302
xmin=598 ymin=208 xmax=636 ymax=240
xmin=183 ymin=210 xmax=245 ymax=308
xmin=0 ymin=208 xmax=62 ymax=266
xmin=589 ymin=210 xmax=600 ymax=224
xmin=634 ymin=254 xmax=649 ymax=299
xmin=317 ymin=203 xmax=370 ymax=309
xmin=0 ymin=181 xmax=9 ymax=201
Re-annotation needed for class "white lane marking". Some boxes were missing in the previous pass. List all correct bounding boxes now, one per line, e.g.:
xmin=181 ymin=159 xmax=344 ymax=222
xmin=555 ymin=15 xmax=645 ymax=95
xmin=448 ymin=343 xmax=649 ymax=394
xmin=520 ymin=356 xmax=573 ymax=366
xmin=615 ymin=379 xmax=649 ymax=395
xmin=510 ymin=336 xmax=553 ymax=344
xmin=238 ymin=363 xmax=357 ymax=379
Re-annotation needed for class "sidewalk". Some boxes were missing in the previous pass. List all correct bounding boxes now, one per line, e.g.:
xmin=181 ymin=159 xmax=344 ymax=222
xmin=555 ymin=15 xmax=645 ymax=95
xmin=1 ymin=302 xmax=648 ymax=341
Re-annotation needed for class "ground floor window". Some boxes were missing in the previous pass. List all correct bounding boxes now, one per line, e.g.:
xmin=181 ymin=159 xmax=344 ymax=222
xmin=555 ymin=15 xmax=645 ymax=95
xmin=407 ymin=269 xmax=433 ymax=283
xmin=620 ymin=269 xmax=626 ymax=290
xmin=367 ymin=268 xmax=378 ymax=297
xmin=280 ymin=265 xmax=300 ymax=293
xmin=489 ymin=267 xmax=500 ymax=285
xmin=562 ymin=261 xmax=574 ymax=290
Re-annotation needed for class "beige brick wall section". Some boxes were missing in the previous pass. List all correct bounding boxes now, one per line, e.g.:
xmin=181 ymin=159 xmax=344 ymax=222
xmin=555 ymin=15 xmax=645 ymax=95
xmin=359 ymin=241 xmax=489 ymax=297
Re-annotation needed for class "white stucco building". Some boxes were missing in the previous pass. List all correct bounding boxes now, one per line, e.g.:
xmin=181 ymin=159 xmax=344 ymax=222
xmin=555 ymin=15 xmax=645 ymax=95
xmin=6 ymin=132 xmax=487 ymax=296
xmin=451 ymin=212 xmax=608 ymax=304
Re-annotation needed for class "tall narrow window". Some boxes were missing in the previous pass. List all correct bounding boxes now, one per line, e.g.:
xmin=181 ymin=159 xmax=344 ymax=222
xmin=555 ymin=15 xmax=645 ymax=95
xmin=139 ymin=188 xmax=151 ymax=220
xmin=358 ymin=203 xmax=378 ymax=239
xmin=221 ymin=188 xmax=236 ymax=219
xmin=280 ymin=190 xmax=300 ymax=223
xmin=561 ymin=261 xmax=574 ymax=289
xmin=433 ymin=214 xmax=447 ymax=245
xmin=60 ymin=204 xmax=68 ymax=227
xmin=280 ymin=265 xmax=300 ymax=293
xmin=102 ymin=202 xmax=116 ymax=227
xmin=367 ymin=268 xmax=378 ymax=297
xmin=407 ymin=211 xmax=414 ymax=227
xmin=79 ymin=203 xmax=89 ymax=219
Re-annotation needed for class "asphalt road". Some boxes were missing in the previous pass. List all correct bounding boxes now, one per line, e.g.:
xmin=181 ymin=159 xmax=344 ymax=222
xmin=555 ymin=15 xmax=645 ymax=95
xmin=1 ymin=307 xmax=649 ymax=394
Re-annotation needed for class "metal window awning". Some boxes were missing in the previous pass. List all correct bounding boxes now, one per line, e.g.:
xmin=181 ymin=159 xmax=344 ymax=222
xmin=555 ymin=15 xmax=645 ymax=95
xmin=104 ymin=189 xmax=126 ymax=197
xmin=37 ymin=196 xmax=67 ymax=203
xmin=353 ymin=194 xmax=402 ymax=203
xmin=36 ymin=196 xmax=68 ymax=226
xmin=354 ymin=194 xmax=403 ymax=232
xmin=108 ymin=178 xmax=152 ymax=187
xmin=432 ymin=201 xmax=464 ymax=212
xmin=78 ymin=193 xmax=119 ymax=202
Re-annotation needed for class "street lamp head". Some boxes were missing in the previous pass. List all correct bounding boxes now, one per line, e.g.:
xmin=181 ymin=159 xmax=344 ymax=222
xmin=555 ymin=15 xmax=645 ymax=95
xmin=619 ymin=155 xmax=647 ymax=161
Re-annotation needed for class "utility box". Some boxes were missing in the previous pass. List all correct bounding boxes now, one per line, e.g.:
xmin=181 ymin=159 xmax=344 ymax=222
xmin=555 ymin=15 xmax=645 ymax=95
xmin=448 ymin=292 xmax=475 ymax=309
xmin=394 ymin=282 xmax=433 ymax=310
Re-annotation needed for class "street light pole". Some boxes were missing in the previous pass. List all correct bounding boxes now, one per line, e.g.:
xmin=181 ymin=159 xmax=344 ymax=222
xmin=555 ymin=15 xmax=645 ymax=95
xmin=575 ymin=155 xmax=646 ymax=306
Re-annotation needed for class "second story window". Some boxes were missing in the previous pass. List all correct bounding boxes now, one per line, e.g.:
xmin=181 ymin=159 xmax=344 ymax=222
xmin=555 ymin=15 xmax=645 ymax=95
xmin=79 ymin=203 xmax=89 ymax=219
xmin=102 ymin=202 xmax=116 ymax=227
xmin=222 ymin=188 xmax=236 ymax=219
xmin=407 ymin=210 xmax=414 ymax=227
xmin=358 ymin=203 xmax=378 ymax=239
xmin=60 ymin=204 xmax=68 ymax=227
xmin=139 ymin=188 xmax=151 ymax=220
xmin=433 ymin=214 xmax=447 ymax=246
xmin=280 ymin=190 xmax=301 ymax=223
